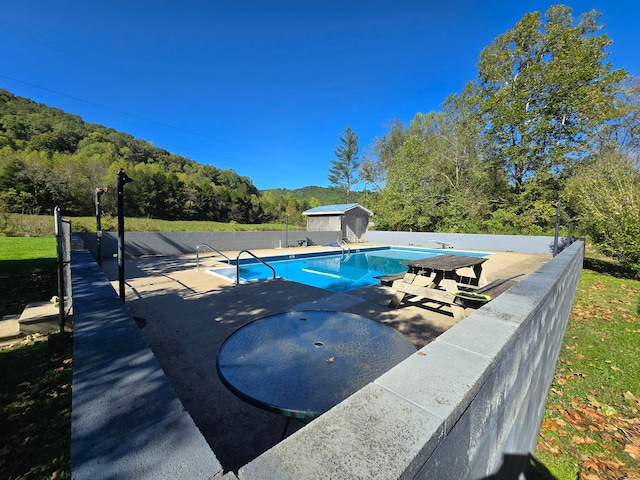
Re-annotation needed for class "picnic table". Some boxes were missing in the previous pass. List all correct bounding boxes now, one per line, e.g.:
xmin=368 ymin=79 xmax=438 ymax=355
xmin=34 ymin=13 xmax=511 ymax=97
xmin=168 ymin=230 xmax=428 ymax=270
xmin=388 ymin=254 xmax=489 ymax=321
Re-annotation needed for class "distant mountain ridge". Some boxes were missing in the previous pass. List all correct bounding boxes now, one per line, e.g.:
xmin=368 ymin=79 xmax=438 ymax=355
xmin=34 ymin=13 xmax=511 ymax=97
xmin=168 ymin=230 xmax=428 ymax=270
xmin=263 ymin=186 xmax=362 ymax=205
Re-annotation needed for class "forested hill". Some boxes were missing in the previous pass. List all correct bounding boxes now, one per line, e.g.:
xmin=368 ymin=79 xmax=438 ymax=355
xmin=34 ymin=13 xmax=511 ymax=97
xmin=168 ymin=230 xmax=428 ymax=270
xmin=264 ymin=186 xmax=361 ymax=205
xmin=0 ymin=89 xmax=322 ymax=223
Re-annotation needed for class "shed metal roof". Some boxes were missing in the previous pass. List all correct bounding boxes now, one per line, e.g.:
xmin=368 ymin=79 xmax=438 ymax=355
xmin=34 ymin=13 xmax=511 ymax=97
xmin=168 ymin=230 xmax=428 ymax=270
xmin=302 ymin=203 xmax=373 ymax=216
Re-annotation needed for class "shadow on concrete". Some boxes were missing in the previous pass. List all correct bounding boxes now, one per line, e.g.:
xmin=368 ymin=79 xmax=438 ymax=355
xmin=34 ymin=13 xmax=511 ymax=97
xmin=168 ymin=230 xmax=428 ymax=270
xmin=104 ymin=251 xmax=549 ymax=473
xmin=117 ymin=274 xmax=456 ymax=471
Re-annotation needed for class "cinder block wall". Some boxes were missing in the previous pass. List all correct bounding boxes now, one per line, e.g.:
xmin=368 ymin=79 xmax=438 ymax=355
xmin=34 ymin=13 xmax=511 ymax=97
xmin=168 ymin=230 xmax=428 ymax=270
xmin=366 ymin=230 xmax=557 ymax=254
xmin=78 ymin=231 xmax=341 ymax=260
xmin=238 ymin=241 xmax=584 ymax=479
xmin=70 ymin=248 xmax=223 ymax=479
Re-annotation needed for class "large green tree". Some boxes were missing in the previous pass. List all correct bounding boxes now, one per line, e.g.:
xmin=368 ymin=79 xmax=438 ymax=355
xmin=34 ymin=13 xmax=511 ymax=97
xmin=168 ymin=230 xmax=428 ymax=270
xmin=328 ymin=125 xmax=360 ymax=202
xmin=477 ymin=5 xmax=626 ymax=193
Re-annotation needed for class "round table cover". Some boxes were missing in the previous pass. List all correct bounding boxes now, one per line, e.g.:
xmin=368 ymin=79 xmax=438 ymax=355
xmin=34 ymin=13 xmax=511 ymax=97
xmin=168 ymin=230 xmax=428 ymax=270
xmin=217 ymin=310 xmax=416 ymax=418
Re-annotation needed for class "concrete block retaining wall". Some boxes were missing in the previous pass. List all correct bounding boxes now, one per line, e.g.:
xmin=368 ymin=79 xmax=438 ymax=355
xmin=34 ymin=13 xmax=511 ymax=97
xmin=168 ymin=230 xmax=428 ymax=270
xmin=366 ymin=230 xmax=558 ymax=254
xmin=69 ymin=234 xmax=584 ymax=479
xmin=78 ymin=231 xmax=341 ymax=260
xmin=70 ymin=248 xmax=223 ymax=479
xmin=238 ymin=241 xmax=584 ymax=479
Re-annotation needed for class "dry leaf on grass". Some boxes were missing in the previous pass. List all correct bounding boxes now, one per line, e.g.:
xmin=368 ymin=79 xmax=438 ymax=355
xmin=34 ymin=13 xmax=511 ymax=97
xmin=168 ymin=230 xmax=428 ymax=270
xmin=572 ymin=435 xmax=597 ymax=445
xmin=625 ymin=444 xmax=640 ymax=460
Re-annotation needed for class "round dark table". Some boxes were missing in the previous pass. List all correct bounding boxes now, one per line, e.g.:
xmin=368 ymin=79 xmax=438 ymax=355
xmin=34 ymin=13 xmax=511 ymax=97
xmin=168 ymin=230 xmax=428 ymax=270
xmin=216 ymin=310 xmax=416 ymax=419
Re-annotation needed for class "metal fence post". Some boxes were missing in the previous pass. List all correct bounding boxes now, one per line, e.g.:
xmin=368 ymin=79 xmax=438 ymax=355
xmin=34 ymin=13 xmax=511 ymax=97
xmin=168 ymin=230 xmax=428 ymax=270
xmin=95 ymin=187 xmax=108 ymax=268
xmin=117 ymin=170 xmax=132 ymax=302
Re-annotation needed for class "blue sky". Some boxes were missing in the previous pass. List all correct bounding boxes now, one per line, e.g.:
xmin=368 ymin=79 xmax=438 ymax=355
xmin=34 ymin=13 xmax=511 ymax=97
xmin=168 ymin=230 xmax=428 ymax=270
xmin=1 ymin=1 xmax=638 ymax=190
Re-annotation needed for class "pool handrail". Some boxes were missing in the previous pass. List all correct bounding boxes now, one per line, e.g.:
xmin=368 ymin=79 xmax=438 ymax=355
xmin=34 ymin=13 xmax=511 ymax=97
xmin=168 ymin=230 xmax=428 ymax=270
xmin=338 ymin=238 xmax=351 ymax=262
xmin=235 ymin=250 xmax=276 ymax=285
xmin=196 ymin=243 xmax=231 ymax=270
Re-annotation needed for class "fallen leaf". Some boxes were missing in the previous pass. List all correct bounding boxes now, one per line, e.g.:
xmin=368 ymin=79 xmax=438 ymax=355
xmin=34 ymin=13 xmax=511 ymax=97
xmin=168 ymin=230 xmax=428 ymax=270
xmin=624 ymin=391 xmax=640 ymax=407
xmin=325 ymin=357 xmax=334 ymax=363
xmin=416 ymin=351 xmax=426 ymax=356
xmin=625 ymin=444 xmax=640 ymax=460
xmin=563 ymin=409 xmax=586 ymax=431
xmin=582 ymin=458 xmax=602 ymax=471
xmin=580 ymin=474 xmax=599 ymax=480
xmin=557 ymin=374 xmax=574 ymax=385
xmin=587 ymin=395 xmax=601 ymax=408
xmin=572 ymin=435 xmax=596 ymax=445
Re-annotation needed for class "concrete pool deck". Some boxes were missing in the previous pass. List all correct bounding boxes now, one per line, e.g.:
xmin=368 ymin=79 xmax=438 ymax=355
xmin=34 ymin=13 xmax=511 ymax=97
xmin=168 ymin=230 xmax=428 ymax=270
xmin=101 ymin=246 xmax=551 ymax=473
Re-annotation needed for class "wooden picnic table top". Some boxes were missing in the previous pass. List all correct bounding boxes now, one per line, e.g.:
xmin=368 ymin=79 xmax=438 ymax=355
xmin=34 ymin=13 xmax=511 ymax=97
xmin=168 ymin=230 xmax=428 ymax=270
xmin=401 ymin=254 xmax=488 ymax=271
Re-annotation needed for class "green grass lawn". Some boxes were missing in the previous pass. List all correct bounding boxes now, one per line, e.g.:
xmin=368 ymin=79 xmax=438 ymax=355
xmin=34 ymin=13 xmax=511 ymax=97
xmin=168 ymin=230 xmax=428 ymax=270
xmin=532 ymin=258 xmax=640 ymax=479
xmin=0 ymin=339 xmax=72 ymax=480
xmin=0 ymin=237 xmax=58 ymax=318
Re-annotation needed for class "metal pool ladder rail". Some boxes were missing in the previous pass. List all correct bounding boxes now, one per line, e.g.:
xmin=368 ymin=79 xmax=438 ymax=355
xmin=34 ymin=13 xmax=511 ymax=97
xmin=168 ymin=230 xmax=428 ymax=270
xmin=196 ymin=243 xmax=231 ymax=270
xmin=337 ymin=238 xmax=351 ymax=262
xmin=236 ymin=250 xmax=276 ymax=285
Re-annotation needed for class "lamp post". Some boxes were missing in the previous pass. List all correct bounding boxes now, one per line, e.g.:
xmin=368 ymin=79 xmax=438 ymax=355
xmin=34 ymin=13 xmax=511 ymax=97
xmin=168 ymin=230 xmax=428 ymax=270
xmin=94 ymin=187 xmax=108 ymax=268
xmin=552 ymin=202 xmax=561 ymax=257
xmin=285 ymin=214 xmax=289 ymax=248
xmin=117 ymin=169 xmax=133 ymax=302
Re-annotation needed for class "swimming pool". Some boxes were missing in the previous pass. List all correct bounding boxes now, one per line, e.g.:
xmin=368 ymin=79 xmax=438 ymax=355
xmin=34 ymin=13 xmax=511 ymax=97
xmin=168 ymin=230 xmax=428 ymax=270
xmin=207 ymin=246 xmax=489 ymax=292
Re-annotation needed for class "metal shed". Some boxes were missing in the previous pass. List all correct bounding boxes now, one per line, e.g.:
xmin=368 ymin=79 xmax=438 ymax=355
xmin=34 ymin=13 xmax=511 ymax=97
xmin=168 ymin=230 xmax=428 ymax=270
xmin=303 ymin=203 xmax=373 ymax=243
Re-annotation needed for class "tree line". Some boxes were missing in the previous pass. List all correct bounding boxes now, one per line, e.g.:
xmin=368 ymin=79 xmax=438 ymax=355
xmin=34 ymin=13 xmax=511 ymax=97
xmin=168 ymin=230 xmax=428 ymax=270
xmin=327 ymin=5 xmax=639 ymax=272
xmin=0 ymin=89 xmax=323 ymax=225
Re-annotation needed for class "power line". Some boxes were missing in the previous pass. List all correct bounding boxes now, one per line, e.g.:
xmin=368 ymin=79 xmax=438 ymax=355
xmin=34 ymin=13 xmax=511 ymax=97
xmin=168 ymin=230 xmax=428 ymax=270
xmin=0 ymin=19 xmax=296 ymax=166
xmin=0 ymin=74 xmax=278 ymax=170
xmin=0 ymin=19 xmax=199 ymax=108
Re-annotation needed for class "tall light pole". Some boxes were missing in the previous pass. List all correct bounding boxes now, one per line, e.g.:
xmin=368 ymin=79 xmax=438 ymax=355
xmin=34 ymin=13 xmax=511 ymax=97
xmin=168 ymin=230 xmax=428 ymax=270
xmin=94 ymin=187 xmax=108 ymax=268
xmin=552 ymin=202 xmax=561 ymax=257
xmin=285 ymin=214 xmax=289 ymax=248
xmin=117 ymin=170 xmax=132 ymax=301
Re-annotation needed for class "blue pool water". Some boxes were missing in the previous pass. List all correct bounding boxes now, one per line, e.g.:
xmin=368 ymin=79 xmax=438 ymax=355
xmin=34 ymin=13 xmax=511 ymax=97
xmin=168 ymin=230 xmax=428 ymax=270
xmin=207 ymin=246 xmax=489 ymax=292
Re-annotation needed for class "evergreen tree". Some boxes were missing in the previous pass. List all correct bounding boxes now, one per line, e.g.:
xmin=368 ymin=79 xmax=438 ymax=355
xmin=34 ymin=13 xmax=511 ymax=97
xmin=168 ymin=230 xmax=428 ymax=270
xmin=328 ymin=126 xmax=360 ymax=202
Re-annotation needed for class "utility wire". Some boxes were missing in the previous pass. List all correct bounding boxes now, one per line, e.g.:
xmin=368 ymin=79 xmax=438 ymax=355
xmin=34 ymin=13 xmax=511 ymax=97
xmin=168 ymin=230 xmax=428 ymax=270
xmin=0 ymin=19 xmax=199 ymax=108
xmin=0 ymin=74 xmax=273 ymax=169
xmin=0 ymin=19 xmax=293 ymax=166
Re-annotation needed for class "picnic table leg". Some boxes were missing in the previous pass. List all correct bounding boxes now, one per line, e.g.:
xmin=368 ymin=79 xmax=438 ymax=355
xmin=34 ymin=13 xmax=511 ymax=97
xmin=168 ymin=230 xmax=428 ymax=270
xmin=389 ymin=291 xmax=405 ymax=309
xmin=473 ymin=264 xmax=488 ymax=287
xmin=388 ymin=272 xmax=416 ymax=309
xmin=428 ymin=271 xmax=444 ymax=288
xmin=443 ymin=278 xmax=466 ymax=321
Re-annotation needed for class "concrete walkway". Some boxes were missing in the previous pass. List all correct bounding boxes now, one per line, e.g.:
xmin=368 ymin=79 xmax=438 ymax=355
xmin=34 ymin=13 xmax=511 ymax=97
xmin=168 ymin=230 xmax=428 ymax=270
xmin=101 ymin=247 xmax=549 ymax=473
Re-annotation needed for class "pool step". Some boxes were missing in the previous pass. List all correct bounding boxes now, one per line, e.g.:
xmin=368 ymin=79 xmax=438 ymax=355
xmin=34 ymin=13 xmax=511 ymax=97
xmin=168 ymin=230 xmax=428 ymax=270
xmin=0 ymin=300 xmax=73 ymax=348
